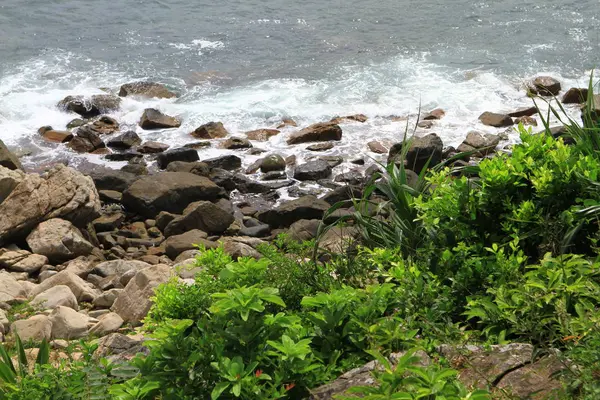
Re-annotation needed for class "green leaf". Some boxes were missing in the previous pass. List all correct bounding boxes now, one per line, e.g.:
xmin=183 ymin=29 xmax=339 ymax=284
xmin=211 ymin=382 xmax=230 ymax=400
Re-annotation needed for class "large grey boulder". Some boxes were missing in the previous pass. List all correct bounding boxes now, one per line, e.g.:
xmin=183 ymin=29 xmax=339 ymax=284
xmin=164 ymin=230 xmax=217 ymax=260
xmin=91 ymin=259 xmax=151 ymax=278
xmin=0 ymin=165 xmax=101 ymax=245
xmin=0 ymin=271 xmax=27 ymax=302
xmin=89 ymin=312 xmax=124 ymax=336
xmin=139 ymin=108 xmax=181 ymax=130
xmin=31 ymin=285 xmax=78 ymax=310
xmin=26 ymin=219 xmax=94 ymax=263
xmin=0 ymin=166 xmax=24 ymax=204
xmin=164 ymin=201 xmax=235 ymax=236
xmin=122 ymin=172 xmax=222 ymax=217
xmin=49 ymin=306 xmax=89 ymax=339
xmin=111 ymin=264 xmax=172 ymax=325
xmin=11 ymin=315 xmax=52 ymax=342
xmin=31 ymin=271 xmax=101 ymax=303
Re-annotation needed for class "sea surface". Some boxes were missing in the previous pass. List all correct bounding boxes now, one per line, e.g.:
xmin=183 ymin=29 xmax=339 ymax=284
xmin=0 ymin=0 xmax=598 ymax=173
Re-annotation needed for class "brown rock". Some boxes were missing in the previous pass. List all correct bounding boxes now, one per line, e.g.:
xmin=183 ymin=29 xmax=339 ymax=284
xmin=119 ymin=82 xmax=177 ymax=99
xmin=287 ymin=122 xmax=342 ymax=145
xmin=246 ymin=129 xmax=280 ymax=141
xmin=137 ymin=141 xmax=170 ymax=154
xmin=367 ymin=141 xmax=390 ymax=154
xmin=562 ymin=88 xmax=589 ymax=104
xmin=307 ymin=142 xmax=334 ymax=151
xmin=221 ymin=137 xmax=252 ymax=149
xmin=276 ymin=118 xmax=297 ymax=129
xmin=57 ymin=95 xmax=121 ymax=118
xmin=139 ymin=108 xmax=181 ymax=129
xmin=422 ymin=108 xmax=445 ymax=120
xmin=164 ymin=230 xmax=216 ymax=259
xmin=0 ymin=140 xmax=23 ymax=171
xmin=529 ymin=76 xmax=561 ymax=96
xmin=190 ymin=122 xmax=229 ymax=139
xmin=330 ymin=114 xmax=368 ymax=124
xmin=38 ymin=127 xmax=73 ymax=143
xmin=479 ymin=112 xmax=514 ymax=127
xmin=514 ymin=116 xmax=537 ymax=126
xmin=508 ymin=106 xmax=538 ymax=118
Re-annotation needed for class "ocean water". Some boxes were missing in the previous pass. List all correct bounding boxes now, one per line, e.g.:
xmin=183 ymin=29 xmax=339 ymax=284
xmin=0 ymin=0 xmax=598 ymax=173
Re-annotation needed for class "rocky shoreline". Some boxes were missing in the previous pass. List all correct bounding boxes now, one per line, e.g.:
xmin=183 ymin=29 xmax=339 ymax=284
xmin=0 ymin=75 xmax=593 ymax=353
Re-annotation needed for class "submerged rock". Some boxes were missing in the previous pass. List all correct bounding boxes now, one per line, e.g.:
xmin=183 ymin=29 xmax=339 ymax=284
xmin=246 ymin=129 xmax=280 ymax=141
xmin=529 ymin=76 xmax=561 ymax=96
xmin=57 ymin=95 xmax=121 ymax=118
xmin=294 ymin=160 xmax=333 ymax=181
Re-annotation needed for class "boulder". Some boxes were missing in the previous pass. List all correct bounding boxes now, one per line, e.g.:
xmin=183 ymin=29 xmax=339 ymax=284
xmin=257 ymin=196 xmax=330 ymax=228
xmin=388 ymin=133 xmax=443 ymax=174
xmin=422 ymin=108 xmax=445 ymax=120
xmin=57 ymin=95 xmax=121 ymax=118
xmin=31 ymin=285 xmax=78 ymax=310
xmin=166 ymin=161 xmax=210 ymax=176
xmin=119 ymin=82 xmax=177 ymax=99
xmin=11 ymin=315 xmax=52 ymax=342
xmin=246 ymin=129 xmax=280 ymax=141
xmin=85 ymin=116 xmax=119 ymax=135
xmin=322 ymin=186 xmax=362 ymax=205
xmin=49 ymin=306 xmax=89 ymax=339
xmin=334 ymin=170 xmax=363 ymax=186
xmin=156 ymin=148 xmax=199 ymax=169
xmin=288 ymin=219 xmax=320 ymax=242
xmin=91 ymin=259 xmax=151 ymax=278
xmin=164 ymin=230 xmax=216 ymax=259
xmin=0 ymin=250 xmax=30 ymax=269
xmin=456 ymin=131 xmax=501 ymax=157
xmin=62 ymin=256 xmax=97 ymax=278
xmin=318 ymin=226 xmax=360 ymax=254
xmin=0 ymin=167 xmax=25 ymax=203
xmin=479 ymin=112 xmax=514 ymax=127
xmin=107 ymin=131 xmax=141 ymax=149
xmin=89 ymin=312 xmax=124 ymax=336
xmin=367 ymin=141 xmax=390 ymax=154
xmin=93 ymin=288 xmax=123 ymax=308
xmin=529 ymin=76 xmax=561 ymax=96
xmin=31 ymin=271 xmax=100 ymax=303
xmin=96 ymin=333 xmax=146 ymax=358
xmin=0 ymin=271 xmax=27 ymax=302
xmin=111 ymin=264 xmax=172 ymax=325
xmin=562 ymin=88 xmax=589 ymax=104
xmin=507 ymin=106 xmax=538 ymax=118
xmin=514 ymin=116 xmax=537 ymax=126
xmin=330 ymin=114 xmax=368 ymax=124
xmin=138 ymin=141 xmax=170 ymax=154
xmin=293 ymin=160 xmax=333 ymax=181
xmin=93 ymin=212 xmax=125 ymax=232
xmin=221 ymin=239 xmax=261 ymax=260
xmin=307 ymin=142 xmax=334 ymax=151
xmin=87 ymin=167 xmax=138 ymax=192
xmin=276 ymin=118 xmax=298 ymax=129
xmin=0 ymin=139 xmax=23 ymax=171
xmin=190 ymin=122 xmax=229 ymax=139
xmin=139 ymin=108 xmax=181 ymax=130
xmin=9 ymin=254 xmax=48 ymax=274
xmin=287 ymin=122 xmax=342 ymax=145
xmin=26 ymin=219 xmax=94 ymax=263
xmin=260 ymin=154 xmax=286 ymax=173
xmin=222 ymin=137 xmax=252 ymax=150
xmin=122 ymin=172 xmax=222 ymax=217
xmin=38 ymin=127 xmax=73 ymax=143
xmin=67 ymin=126 xmax=105 ymax=153
xmin=164 ymin=201 xmax=235 ymax=236
xmin=202 ymin=155 xmax=242 ymax=171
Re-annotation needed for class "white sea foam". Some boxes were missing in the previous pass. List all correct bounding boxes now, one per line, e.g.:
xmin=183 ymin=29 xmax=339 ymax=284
xmin=0 ymin=51 xmax=593 ymax=175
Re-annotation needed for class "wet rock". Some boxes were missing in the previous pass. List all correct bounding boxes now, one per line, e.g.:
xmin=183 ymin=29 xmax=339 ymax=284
xmin=31 ymin=285 xmax=78 ymax=310
xmin=330 ymin=114 xmax=368 ymax=124
xmin=388 ymin=133 xmax=444 ymax=174
xmin=87 ymin=116 xmax=119 ymax=135
xmin=184 ymin=141 xmax=212 ymax=149
xmin=166 ymin=161 xmax=210 ymax=176
xmin=98 ymin=190 xmax=122 ymax=203
xmin=334 ymin=170 xmax=363 ymax=185
xmin=38 ymin=127 xmax=73 ymax=143
xmin=87 ymin=167 xmax=138 ymax=192
xmin=317 ymin=156 xmax=344 ymax=168
xmin=562 ymin=87 xmax=589 ymax=104
xmin=190 ymin=121 xmax=229 ymax=139
xmin=514 ymin=116 xmax=537 ymax=126
xmin=139 ymin=108 xmax=181 ymax=130
xmin=287 ymin=122 xmax=342 ymax=145
xmin=66 ymin=118 xmax=86 ymax=129
xmin=276 ymin=118 xmax=298 ymax=129
xmin=119 ymin=82 xmax=177 ymax=99
xmin=26 ymin=219 xmax=94 ymax=263
xmin=246 ymin=129 xmax=280 ymax=141
xmin=257 ymin=195 xmax=330 ymax=228
xmin=417 ymin=120 xmax=434 ymax=129
xmin=508 ymin=106 xmax=538 ymax=118
xmin=307 ymin=142 xmax=334 ymax=151
xmin=0 ymin=165 xmax=101 ymax=245
xmin=57 ymin=94 xmax=121 ymax=118
xmin=120 ymin=162 xmax=148 ymax=176
xmin=0 ymin=167 xmax=24 ymax=203
xmin=31 ymin=271 xmax=100 ymax=303
xmin=422 ymin=108 xmax=445 ymax=120
xmin=222 ymin=137 xmax=252 ymax=150
xmin=156 ymin=148 xmax=199 ymax=169
xmin=164 ymin=201 xmax=235 ymax=236
xmin=479 ymin=112 xmax=514 ymax=127
xmin=529 ymin=76 xmax=561 ymax=96
xmin=260 ymin=154 xmax=286 ymax=173
xmin=322 ymin=186 xmax=362 ymax=205
xmin=111 ymin=264 xmax=172 ymax=325
xmin=202 ymin=154 xmax=242 ymax=171
xmin=104 ymin=152 xmax=142 ymax=162
xmin=11 ymin=315 xmax=52 ymax=342
xmin=245 ymin=159 xmax=262 ymax=174
xmin=351 ymin=157 xmax=365 ymax=165
xmin=367 ymin=141 xmax=390 ymax=154
xmin=122 ymin=172 xmax=222 ymax=217
xmin=232 ymin=174 xmax=274 ymax=194
xmin=138 ymin=141 xmax=170 ymax=154
xmin=294 ymin=160 xmax=333 ymax=181
xmin=68 ymin=126 xmax=106 ymax=153
xmin=456 ymin=131 xmax=501 ymax=157
xmin=261 ymin=171 xmax=286 ymax=181
xmin=107 ymin=131 xmax=141 ymax=149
